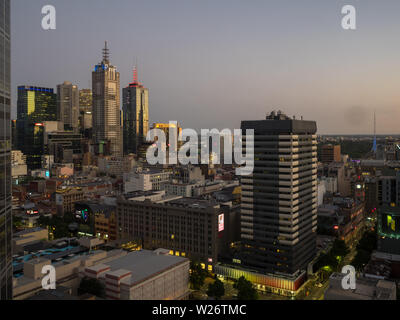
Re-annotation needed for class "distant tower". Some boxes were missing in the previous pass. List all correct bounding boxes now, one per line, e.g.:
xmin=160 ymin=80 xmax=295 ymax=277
xmin=372 ymin=111 xmax=377 ymax=154
xmin=17 ymin=86 xmax=57 ymax=169
xmin=123 ymin=65 xmax=149 ymax=155
xmin=92 ymin=42 xmax=122 ymax=156
xmin=57 ymin=81 xmax=79 ymax=132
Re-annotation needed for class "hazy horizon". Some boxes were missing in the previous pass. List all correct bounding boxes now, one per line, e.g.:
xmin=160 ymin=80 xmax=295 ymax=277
xmin=11 ymin=0 xmax=400 ymax=135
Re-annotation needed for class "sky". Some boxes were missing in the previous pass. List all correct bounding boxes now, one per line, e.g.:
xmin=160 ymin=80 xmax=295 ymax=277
xmin=10 ymin=0 xmax=400 ymax=134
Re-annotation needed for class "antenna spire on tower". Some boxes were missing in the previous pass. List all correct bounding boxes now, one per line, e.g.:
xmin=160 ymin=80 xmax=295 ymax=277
xmin=103 ymin=41 xmax=110 ymax=62
xmin=133 ymin=65 xmax=138 ymax=84
xmin=130 ymin=58 xmax=141 ymax=87
xmin=372 ymin=110 xmax=377 ymax=154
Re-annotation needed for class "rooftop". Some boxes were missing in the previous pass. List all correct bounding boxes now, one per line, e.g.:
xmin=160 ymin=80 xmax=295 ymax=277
xmin=167 ymin=197 xmax=220 ymax=209
xmin=95 ymin=249 xmax=188 ymax=286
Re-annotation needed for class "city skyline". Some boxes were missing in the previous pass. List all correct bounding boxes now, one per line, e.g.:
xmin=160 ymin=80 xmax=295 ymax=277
xmin=5 ymin=0 xmax=400 ymax=304
xmin=11 ymin=0 xmax=400 ymax=135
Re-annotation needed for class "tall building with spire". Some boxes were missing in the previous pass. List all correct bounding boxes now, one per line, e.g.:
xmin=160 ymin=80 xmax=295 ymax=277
xmin=92 ymin=42 xmax=122 ymax=156
xmin=0 ymin=0 xmax=11 ymax=300
xmin=123 ymin=66 xmax=149 ymax=155
xmin=372 ymin=111 xmax=377 ymax=155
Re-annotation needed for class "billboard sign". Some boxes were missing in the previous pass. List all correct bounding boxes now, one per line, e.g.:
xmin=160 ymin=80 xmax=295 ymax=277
xmin=218 ymin=214 xmax=224 ymax=232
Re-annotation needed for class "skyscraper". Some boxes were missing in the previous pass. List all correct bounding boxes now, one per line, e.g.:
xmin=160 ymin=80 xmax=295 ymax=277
xmin=123 ymin=66 xmax=149 ymax=155
xmin=57 ymin=81 xmax=79 ymax=131
xmin=78 ymin=89 xmax=93 ymax=136
xmin=92 ymin=42 xmax=122 ymax=156
xmin=240 ymin=111 xmax=318 ymax=275
xmin=0 ymin=0 xmax=11 ymax=300
xmin=16 ymin=86 xmax=57 ymax=169
xmin=79 ymin=89 xmax=92 ymax=113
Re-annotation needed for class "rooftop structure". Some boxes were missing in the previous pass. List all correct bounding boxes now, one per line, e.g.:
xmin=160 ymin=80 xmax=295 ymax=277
xmin=83 ymin=249 xmax=190 ymax=300
xmin=325 ymin=272 xmax=396 ymax=300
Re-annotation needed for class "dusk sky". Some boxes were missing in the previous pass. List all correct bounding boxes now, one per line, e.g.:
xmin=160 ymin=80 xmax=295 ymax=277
xmin=11 ymin=0 xmax=400 ymax=134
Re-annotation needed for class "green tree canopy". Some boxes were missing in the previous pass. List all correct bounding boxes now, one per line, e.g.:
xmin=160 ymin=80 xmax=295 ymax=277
xmin=37 ymin=215 xmax=71 ymax=239
xmin=234 ymin=276 xmax=258 ymax=300
xmin=351 ymin=230 xmax=377 ymax=271
xmin=207 ymin=278 xmax=225 ymax=300
xmin=189 ymin=261 xmax=208 ymax=290
xmin=357 ymin=230 xmax=377 ymax=252
xmin=351 ymin=249 xmax=370 ymax=271
xmin=331 ymin=239 xmax=350 ymax=258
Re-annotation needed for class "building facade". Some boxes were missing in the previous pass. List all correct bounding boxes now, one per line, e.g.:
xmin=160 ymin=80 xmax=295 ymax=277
xmin=117 ymin=197 xmax=224 ymax=270
xmin=83 ymin=249 xmax=190 ymax=300
xmin=0 ymin=0 xmax=11 ymax=300
xmin=321 ymin=144 xmax=341 ymax=163
xmin=123 ymin=67 xmax=149 ymax=155
xmin=123 ymin=169 xmax=172 ymax=193
xmin=97 ymin=155 xmax=136 ymax=177
xmin=55 ymin=188 xmax=85 ymax=216
xmin=79 ymin=89 xmax=93 ymax=134
xmin=79 ymin=89 xmax=92 ymax=113
xmin=57 ymin=81 xmax=79 ymax=131
xmin=92 ymin=42 xmax=122 ymax=156
xmin=240 ymin=111 xmax=318 ymax=275
xmin=16 ymin=86 xmax=57 ymax=169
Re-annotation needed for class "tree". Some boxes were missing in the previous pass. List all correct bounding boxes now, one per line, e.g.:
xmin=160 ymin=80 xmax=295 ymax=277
xmin=234 ymin=276 xmax=258 ymax=300
xmin=313 ymin=252 xmax=339 ymax=273
xmin=331 ymin=239 xmax=350 ymax=258
xmin=351 ymin=249 xmax=371 ymax=271
xmin=37 ymin=215 xmax=70 ymax=239
xmin=78 ymin=277 xmax=105 ymax=298
xmin=37 ymin=215 xmax=51 ymax=228
xmin=189 ymin=261 xmax=208 ymax=290
xmin=207 ymin=278 xmax=225 ymax=300
xmin=53 ymin=223 xmax=70 ymax=239
xmin=351 ymin=230 xmax=377 ymax=271
xmin=13 ymin=216 xmax=24 ymax=231
xmin=357 ymin=230 xmax=377 ymax=252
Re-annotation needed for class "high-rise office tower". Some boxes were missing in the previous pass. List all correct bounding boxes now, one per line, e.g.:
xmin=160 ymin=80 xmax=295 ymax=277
xmin=16 ymin=86 xmax=57 ymax=169
xmin=57 ymin=81 xmax=79 ymax=131
xmin=240 ymin=111 xmax=318 ymax=275
xmin=321 ymin=144 xmax=341 ymax=163
xmin=79 ymin=89 xmax=92 ymax=113
xmin=92 ymin=42 xmax=122 ymax=156
xmin=0 ymin=0 xmax=11 ymax=300
xmin=123 ymin=66 xmax=149 ymax=155
xmin=78 ymin=89 xmax=93 ymax=136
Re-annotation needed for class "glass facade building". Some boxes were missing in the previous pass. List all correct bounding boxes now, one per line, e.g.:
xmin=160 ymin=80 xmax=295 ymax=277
xmin=16 ymin=86 xmax=57 ymax=170
xmin=0 ymin=0 xmax=11 ymax=300
xmin=123 ymin=69 xmax=149 ymax=155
